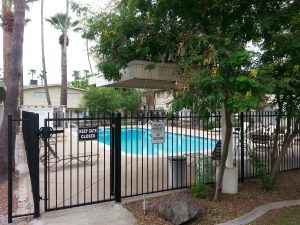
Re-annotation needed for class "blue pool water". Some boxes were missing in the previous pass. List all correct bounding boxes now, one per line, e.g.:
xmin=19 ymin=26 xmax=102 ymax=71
xmin=98 ymin=128 xmax=217 ymax=156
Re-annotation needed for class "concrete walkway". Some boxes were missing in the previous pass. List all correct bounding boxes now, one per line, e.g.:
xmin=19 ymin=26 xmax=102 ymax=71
xmin=0 ymin=202 xmax=137 ymax=225
xmin=21 ymin=202 xmax=137 ymax=225
xmin=218 ymin=199 xmax=300 ymax=225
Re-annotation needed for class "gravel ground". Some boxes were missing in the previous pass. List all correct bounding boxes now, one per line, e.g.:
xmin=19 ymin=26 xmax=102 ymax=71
xmin=124 ymin=169 xmax=300 ymax=225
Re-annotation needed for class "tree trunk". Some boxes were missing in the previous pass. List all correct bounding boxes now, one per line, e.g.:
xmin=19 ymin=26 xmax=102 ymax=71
xmin=86 ymin=39 xmax=93 ymax=75
xmin=41 ymin=0 xmax=51 ymax=105
xmin=2 ymin=5 xmax=13 ymax=85
xmin=60 ymin=0 xmax=69 ymax=107
xmin=145 ymin=90 xmax=155 ymax=110
xmin=214 ymin=101 xmax=233 ymax=201
xmin=0 ymin=0 xmax=26 ymax=179
xmin=269 ymin=118 xmax=299 ymax=185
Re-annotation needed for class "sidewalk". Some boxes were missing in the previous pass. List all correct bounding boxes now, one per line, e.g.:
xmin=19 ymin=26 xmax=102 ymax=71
xmin=16 ymin=202 xmax=138 ymax=225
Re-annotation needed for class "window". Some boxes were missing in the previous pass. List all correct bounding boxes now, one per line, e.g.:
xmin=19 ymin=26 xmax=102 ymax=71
xmin=68 ymin=93 xmax=79 ymax=99
xmin=33 ymin=92 xmax=46 ymax=98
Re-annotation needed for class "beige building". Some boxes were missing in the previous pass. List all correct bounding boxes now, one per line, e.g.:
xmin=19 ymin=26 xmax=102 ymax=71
xmin=23 ymin=84 xmax=86 ymax=110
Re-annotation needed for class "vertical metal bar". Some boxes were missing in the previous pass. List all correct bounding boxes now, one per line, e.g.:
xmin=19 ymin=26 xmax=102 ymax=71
xmin=240 ymin=112 xmax=245 ymax=182
xmin=62 ymin=113 xmax=65 ymax=207
xmin=97 ymin=112 xmax=100 ymax=201
xmin=125 ymin=112 xmax=128 ymax=196
xmin=101 ymin=112 xmax=104 ymax=201
xmin=130 ymin=113 xmax=133 ymax=196
xmin=70 ymin=114 xmax=73 ymax=206
xmin=43 ymin=117 xmax=47 ymax=211
xmin=33 ymin=113 xmax=40 ymax=218
xmin=142 ymin=112 xmax=144 ymax=194
xmin=90 ymin=117 xmax=93 ymax=202
xmin=77 ymin=113 xmax=80 ymax=204
xmin=8 ymin=115 xmax=13 ymax=224
xmin=114 ymin=113 xmax=122 ymax=203
xmin=110 ymin=113 xmax=115 ymax=196
xmin=146 ymin=112 xmax=149 ymax=193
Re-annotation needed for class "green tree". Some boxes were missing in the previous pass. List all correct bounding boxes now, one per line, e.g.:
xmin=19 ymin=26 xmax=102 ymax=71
xmin=82 ymin=87 xmax=122 ymax=113
xmin=82 ymin=0 xmax=269 ymax=200
xmin=257 ymin=1 xmax=300 ymax=185
xmin=71 ymin=70 xmax=91 ymax=90
xmin=118 ymin=89 xmax=141 ymax=113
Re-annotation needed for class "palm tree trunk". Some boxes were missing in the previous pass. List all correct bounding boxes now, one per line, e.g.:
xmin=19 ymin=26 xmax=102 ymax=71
xmin=0 ymin=0 xmax=26 ymax=179
xmin=60 ymin=0 xmax=69 ymax=107
xmin=2 ymin=0 xmax=12 ymax=85
xmin=41 ymin=0 xmax=51 ymax=105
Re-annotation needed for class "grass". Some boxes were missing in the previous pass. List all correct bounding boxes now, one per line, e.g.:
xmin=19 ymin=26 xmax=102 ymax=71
xmin=250 ymin=206 xmax=300 ymax=225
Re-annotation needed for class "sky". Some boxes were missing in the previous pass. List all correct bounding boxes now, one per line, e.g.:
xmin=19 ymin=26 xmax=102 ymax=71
xmin=0 ymin=0 xmax=109 ymax=86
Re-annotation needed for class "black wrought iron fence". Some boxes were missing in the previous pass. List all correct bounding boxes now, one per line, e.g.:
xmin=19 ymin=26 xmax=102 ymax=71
xmin=8 ymin=110 xmax=300 ymax=217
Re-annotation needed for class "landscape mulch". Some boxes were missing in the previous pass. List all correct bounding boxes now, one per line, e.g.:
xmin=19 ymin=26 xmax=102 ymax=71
xmin=124 ymin=169 xmax=300 ymax=225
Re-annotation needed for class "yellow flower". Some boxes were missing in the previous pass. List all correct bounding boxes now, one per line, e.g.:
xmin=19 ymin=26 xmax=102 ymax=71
xmin=211 ymin=67 xmax=217 ymax=78
xmin=249 ymin=69 xmax=258 ymax=78
xmin=293 ymin=65 xmax=299 ymax=73
xmin=245 ymin=91 xmax=252 ymax=99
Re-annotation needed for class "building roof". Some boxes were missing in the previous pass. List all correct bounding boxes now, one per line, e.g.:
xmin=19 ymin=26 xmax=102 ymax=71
xmin=102 ymin=60 xmax=183 ymax=90
xmin=23 ymin=84 xmax=87 ymax=92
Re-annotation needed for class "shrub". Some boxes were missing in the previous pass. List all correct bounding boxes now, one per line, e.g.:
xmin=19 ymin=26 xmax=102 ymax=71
xmin=192 ymin=156 xmax=213 ymax=198
xmin=249 ymin=152 xmax=274 ymax=191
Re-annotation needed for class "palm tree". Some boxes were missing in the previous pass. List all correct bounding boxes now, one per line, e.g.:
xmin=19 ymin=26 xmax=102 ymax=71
xmin=40 ymin=0 xmax=51 ymax=105
xmin=28 ymin=68 xmax=36 ymax=80
xmin=1 ymin=0 xmax=37 ymax=83
xmin=1 ymin=0 xmax=37 ymax=107
xmin=46 ymin=4 xmax=79 ymax=107
xmin=0 ymin=0 xmax=26 ymax=178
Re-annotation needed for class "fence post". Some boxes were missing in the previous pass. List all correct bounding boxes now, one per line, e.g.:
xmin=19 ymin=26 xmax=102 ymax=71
xmin=114 ymin=113 xmax=122 ymax=203
xmin=32 ymin=113 xmax=40 ymax=218
xmin=240 ymin=112 xmax=245 ymax=182
xmin=8 ymin=115 xmax=13 ymax=224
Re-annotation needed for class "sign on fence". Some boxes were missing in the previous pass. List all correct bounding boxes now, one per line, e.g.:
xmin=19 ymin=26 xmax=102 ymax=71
xmin=151 ymin=121 xmax=165 ymax=144
xmin=78 ymin=126 xmax=98 ymax=141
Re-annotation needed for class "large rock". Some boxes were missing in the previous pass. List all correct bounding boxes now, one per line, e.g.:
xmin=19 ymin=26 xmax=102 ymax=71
xmin=157 ymin=193 xmax=201 ymax=225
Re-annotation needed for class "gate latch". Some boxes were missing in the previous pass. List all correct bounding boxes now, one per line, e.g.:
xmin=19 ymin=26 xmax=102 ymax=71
xmin=39 ymin=127 xmax=64 ymax=139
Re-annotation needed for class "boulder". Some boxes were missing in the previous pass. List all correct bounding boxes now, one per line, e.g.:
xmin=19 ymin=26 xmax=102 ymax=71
xmin=157 ymin=193 xmax=201 ymax=225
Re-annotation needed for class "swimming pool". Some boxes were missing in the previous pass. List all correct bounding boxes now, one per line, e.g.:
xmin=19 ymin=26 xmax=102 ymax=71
xmin=98 ymin=128 xmax=218 ymax=156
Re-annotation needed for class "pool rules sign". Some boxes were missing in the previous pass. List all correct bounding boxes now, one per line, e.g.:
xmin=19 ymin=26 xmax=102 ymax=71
xmin=151 ymin=121 xmax=165 ymax=144
xmin=78 ymin=126 xmax=98 ymax=141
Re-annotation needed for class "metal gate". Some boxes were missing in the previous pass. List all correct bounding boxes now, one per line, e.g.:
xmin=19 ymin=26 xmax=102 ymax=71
xmin=41 ymin=113 xmax=121 ymax=212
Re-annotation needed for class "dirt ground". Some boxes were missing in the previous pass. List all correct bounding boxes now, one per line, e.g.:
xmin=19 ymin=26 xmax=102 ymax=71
xmin=124 ymin=169 xmax=300 ymax=225
xmin=0 ymin=175 xmax=18 ymax=216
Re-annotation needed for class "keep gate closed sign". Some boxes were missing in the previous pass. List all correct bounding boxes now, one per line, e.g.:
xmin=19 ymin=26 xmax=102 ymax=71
xmin=151 ymin=121 xmax=165 ymax=144
xmin=78 ymin=126 xmax=98 ymax=141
